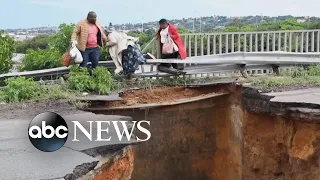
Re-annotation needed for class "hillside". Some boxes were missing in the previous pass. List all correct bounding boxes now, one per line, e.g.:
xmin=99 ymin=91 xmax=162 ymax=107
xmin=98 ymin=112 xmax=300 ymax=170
xmin=111 ymin=15 xmax=319 ymax=33
xmin=3 ymin=15 xmax=320 ymax=35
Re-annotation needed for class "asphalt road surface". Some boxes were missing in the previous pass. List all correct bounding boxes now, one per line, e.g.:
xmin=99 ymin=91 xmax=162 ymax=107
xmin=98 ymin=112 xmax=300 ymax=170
xmin=0 ymin=112 xmax=136 ymax=180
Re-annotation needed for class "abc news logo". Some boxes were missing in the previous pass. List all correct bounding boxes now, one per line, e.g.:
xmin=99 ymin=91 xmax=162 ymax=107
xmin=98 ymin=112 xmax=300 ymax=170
xmin=28 ymin=112 xmax=151 ymax=152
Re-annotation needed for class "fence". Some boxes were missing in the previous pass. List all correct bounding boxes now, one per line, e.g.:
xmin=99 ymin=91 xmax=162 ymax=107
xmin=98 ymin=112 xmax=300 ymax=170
xmin=138 ymin=29 xmax=320 ymax=75
xmin=147 ymin=29 xmax=320 ymax=57
xmin=2 ymin=29 xmax=320 ymax=81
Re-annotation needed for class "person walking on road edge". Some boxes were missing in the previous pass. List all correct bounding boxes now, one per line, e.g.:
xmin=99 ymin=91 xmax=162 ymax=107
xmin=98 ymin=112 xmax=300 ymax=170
xmin=157 ymin=18 xmax=187 ymax=75
xmin=71 ymin=11 xmax=108 ymax=70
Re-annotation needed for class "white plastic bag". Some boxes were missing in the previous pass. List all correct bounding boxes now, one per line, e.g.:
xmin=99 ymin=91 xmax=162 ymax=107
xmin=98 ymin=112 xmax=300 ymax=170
xmin=69 ymin=46 xmax=83 ymax=64
xmin=74 ymin=50 xmax=83 ymax=64
xmin=162 ymin=36 xmax=174 ymax=54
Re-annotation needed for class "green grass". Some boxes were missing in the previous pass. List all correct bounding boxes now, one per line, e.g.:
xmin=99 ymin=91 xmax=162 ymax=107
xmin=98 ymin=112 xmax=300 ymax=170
xmin=0 ymin=77 xmax=77 ymax=103
xmin=1 ymin=64 xmax=320 ymax=104
xmin=247 ymin=64 xmax=320 ymax=87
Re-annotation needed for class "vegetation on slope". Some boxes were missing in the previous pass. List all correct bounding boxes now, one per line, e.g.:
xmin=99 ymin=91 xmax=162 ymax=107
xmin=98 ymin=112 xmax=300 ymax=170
xmin=249 ymin=65 xmax=320 ymax=87
xmin=0 ymin=67 xmax=114 ymax=103
xmin=1 ymin=64 xmax=320 ymax=103
xmin=0 ymin=30 xmax=15 ymax=74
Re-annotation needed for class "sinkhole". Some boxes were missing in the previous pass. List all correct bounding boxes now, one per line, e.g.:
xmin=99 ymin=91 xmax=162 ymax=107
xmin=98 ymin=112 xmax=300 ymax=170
xmin=74 ymin=83 xmax=320 ymax=180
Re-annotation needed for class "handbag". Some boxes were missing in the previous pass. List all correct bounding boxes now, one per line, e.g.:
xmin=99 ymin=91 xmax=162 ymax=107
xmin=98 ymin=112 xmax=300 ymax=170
xmin=69 ymin=45 xmax=83 ymax=64
xmin=162 ymin=36 xmax=174 ymax=54
xmin=62 ymin=52 xmax=72 ymax=67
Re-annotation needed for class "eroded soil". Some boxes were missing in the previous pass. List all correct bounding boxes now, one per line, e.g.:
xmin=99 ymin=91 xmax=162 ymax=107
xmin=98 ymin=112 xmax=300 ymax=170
xmin=108 ymin=86 xmax=227 ymax=107
xmin=243 ymin=112 xmax=320 ymax=180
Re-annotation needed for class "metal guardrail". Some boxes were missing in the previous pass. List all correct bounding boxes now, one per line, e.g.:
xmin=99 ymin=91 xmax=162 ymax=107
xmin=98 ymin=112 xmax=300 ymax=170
xmin=0 ymin=52 xmax=319 ymax=81
xmin=146 ymin=52 xmax=320 ymax=64
xmin=0 ymin=61 xmax=115 ymax=80
xmin=133 ymin=64 xmax=281 ymax=78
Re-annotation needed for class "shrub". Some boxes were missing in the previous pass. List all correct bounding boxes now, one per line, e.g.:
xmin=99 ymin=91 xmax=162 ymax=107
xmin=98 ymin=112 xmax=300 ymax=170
xmin=19 ymin=49 xmax=62 ymax=71
xmin=67 ymin=66 xmax=96 ymax=92
xmin=15 ymin=34 xmax=51 ymax=54
xmin=0 ymin=77 xmax=43 ymax=103
xmin=50 ymin=23 xmax=75 ymax=54
xmin=100 ymin=46 xmax=111 ymax=61
xmin=67 ymin=66 xmax=114 ymax=94
xmin=91 ymin=66 xmax=114 ymax=94
xmin=17 ymin=23 xmax=75 ymax=72
xmin=0 ymin=77 xmax=77 ymax=103
xmin=0 ymin=31 xmax=15 ymax=74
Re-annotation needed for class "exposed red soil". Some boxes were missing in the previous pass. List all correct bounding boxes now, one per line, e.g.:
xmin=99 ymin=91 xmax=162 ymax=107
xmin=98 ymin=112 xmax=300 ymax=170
xmin=107 ymin=86 xmax=226 ymax=107
xmin=93 ymin=146 xmax=134 ymax=180
xmin=243 ymin=112 xmax=320 ymax=180
xmin=108 ymin=84 xmax=320 ymax=180
xmin=128 ymin=91 xmax=242 ymax=180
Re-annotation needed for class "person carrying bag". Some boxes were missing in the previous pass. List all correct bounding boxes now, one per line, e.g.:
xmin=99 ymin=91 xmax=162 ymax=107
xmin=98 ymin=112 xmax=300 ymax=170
xmin=61 ymin=44 xmax=83 ymax=67
xmin=69 ymin=44 xmax=83 ymax=64
xmin=162 ymin=35 xmax=178 ymax=55
xmin=156 ymin=18 xmax=187 ymax=75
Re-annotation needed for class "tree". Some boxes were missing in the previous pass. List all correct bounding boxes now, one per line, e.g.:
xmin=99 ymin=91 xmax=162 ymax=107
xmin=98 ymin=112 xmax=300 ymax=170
xmin=279 ymin=18 xmax=304 ymax=30
xmin=0 ymin=31 xmax=15 ymax=74
xmin=127 ymin=31 xmax=154 ymax=49
xmin=109 ymin=22 xmax=113 ymax=27
xmin=19 ymin=49 xmax=62 ymax=71
xmin=20 ymin=23 xmax=75 ymax=71
xmin=177 ymin=27 xmax=190 ymax=34
xmin=144 ymin=29 xmax=155 ymax=36
xmin=50 ymin=23 xmax=75 ymax=54
xmin=15 ymin=34 xmax=51 ymax=54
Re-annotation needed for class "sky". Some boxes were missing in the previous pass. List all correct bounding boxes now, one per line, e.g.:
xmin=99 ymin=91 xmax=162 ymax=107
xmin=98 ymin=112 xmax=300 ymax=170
xmin=1 ymin=0 xmax=319 ymax=29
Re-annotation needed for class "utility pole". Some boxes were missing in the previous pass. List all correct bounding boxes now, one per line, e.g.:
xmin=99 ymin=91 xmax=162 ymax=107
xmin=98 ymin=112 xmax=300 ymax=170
xmin=193 ymin=10 xmax=197 ymax=33
xmin=200 ymin=16 xmax=202 ymax=33
xmin=193 ymin=18 xmax=195 ymax=33
xmin=255 ymin=16 xmax=258 ymax=26
xmin=141 ymin=17 xmax=144 ymax=32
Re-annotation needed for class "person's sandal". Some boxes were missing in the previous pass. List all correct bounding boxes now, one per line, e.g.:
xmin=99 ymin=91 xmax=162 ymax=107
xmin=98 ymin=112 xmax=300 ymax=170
xmin=176 ymin=70 xmax=187 ymax=75
xmin=125 ymin=74 xmax=138 ymax=82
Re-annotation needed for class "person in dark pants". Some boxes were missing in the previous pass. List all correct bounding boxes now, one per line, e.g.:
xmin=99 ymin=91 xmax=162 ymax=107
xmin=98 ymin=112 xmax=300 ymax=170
xmin=159 ymin=51 xmax=184 ymax=73
xmin=156 ymin=19 xmax=187 ymax=75
xmin=80 ymin=47 xmax=100 ymax=68
xmin=70 ymin=11 xmax=108 ymax=70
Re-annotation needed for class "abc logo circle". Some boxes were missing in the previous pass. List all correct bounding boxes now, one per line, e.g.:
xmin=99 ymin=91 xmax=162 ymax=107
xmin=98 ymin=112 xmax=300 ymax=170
xmin=28 ymin=112 xmax=68 ymax=152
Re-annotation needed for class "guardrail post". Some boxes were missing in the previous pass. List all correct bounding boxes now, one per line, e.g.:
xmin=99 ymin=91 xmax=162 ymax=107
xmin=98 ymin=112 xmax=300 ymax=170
xmin=271 ymin=64 xmax=280 ymax=76
xmin=303 ymin=65 xmax=310 ymax=70
xmin=238 ymin=64 xmax=248 ymax=78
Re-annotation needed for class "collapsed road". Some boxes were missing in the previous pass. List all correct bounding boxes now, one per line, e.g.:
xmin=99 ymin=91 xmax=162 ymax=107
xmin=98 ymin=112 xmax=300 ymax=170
xmin=76 ymin=83 xmax=320 ymax=180
xmin=1 ymin=83 xmax=320 ymax=180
